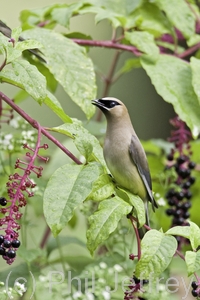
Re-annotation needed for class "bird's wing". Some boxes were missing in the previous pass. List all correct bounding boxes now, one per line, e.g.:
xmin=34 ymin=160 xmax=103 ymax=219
xmin=129 ymin=135 xmax=158 ymax=211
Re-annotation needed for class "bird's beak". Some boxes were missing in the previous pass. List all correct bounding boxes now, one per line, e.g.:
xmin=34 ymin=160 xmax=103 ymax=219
xmin=91 ymin=99 xmax=100 ymax=107
xmin=91 ymin=99 xmax=109 ymax=110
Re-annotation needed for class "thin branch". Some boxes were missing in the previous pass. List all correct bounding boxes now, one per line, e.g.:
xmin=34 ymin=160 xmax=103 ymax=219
xmin=0 ymin=92 xmax=82 ymax=165
xmin=71 ymin=39 xmax=141 ymax=56
xmin=96 ymin=50 xmax=121 ymax=122
xmin=177 ymin=42 xmax=200 ymax=58
xmin=40 ymin=226 xmax=51 ymax=249
xmin=176 ymin=249 xmax=185 ymax=261
xmin=129 ymin=215 xmax=141 ymax=260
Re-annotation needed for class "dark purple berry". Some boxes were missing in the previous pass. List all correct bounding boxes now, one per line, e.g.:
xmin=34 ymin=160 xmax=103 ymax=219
xmin=12 ymin=239 xmax=20 ymax=248
xmin=0 ymin=235 xmax=4 ymax=244
xmin=176 ymin=217 xmax=185 ymax=225
xmin=191 ymin=281 xmax=198 ymax=289
xmin=191 ymin=289 xmax=198 ymax=297
xmin=0 ymin=197 xmax=7 ymax=206
xmin=189 ymin=176 xmax=196 ymax=185
xmin=183 ymin=211 xmax=190 ymax=219
xmin=166 ymin=208 xmax=175 ymax=216
xmin=177 ymin=156 xmax=187 ymax=165
xmin=176 ymin=191 xmax=184 ymax=200
xmin=0 ymin=247 xmax=5 ymax=256
xmin=166 ymin=189 xmax=176 ymax=198
xmin=185 ymin=190 xmax=192 ymax=199
xmin=182 ymin=202 xmax=191 ymax=210
xmin=168 ymin=198 xmax=176 ymax=206
xmin=183 ymin=181 xmax=191 ymax=189
xmin=174 ymin=209 xmax=182 ymax=217
xmin=178 ymin=168 xmax=190 ymax=179
xmin=142 ymin=279 xmax=149 ymax=285
xmin=188 ymin=161 xmax=196 ymax=169
xmin=133 ymin=276 xmax=140 ymax=284
xmin=6 ymin=250 xmax=16 ymax=258
xmin=3 ymin=240 xmax=11 ymax=248
xmin=167 ymin=154 xmax=174 ymax=161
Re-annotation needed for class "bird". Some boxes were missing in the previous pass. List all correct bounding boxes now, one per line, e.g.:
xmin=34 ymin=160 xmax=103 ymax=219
xmin=92 ymin=97 xmax=158 ymax=238
xmin=0 ymin=20 xmax=45 ymax=62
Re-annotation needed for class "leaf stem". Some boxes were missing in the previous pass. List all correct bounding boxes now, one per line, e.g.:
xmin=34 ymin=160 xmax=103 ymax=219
xmin=129 ymin=215 xmax=141 ymax=260
xmin=0 ymin=92 xmax=82 ymax=165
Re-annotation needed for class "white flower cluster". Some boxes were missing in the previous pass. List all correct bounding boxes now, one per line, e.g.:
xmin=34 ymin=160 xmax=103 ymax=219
xmin=0 ymin=281 xmax=26 ymax=299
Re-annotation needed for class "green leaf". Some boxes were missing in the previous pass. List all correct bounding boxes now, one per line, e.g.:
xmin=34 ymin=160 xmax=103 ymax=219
xmin=87 ymin=174 xmax=115 ymax=201
xmin=117 ymin=187 xmax=145 ymax=227
xmin=50 ymin=121 xmax=106 ymax=168
xmin=125 ymin=31 xmax=159 ymax=60
xmin=51 ymin=2 xmax=86 ymax=28
xmin=117 ymin=58 xmax=141 ymax=76
xmin=43 ymin=162 xmax=102 ymax=236
xmin=166 ymin=226 xmax=190 ymax=239
xmin=141 ymin=54 xmax=200 ymax=137
xmin=22 ymin=28 xmax=97 ymax=119
xmin=0 ymin=33 xmax=9 ymax=55
xmin=156 ymin=41 xmax=185 ymax=54
xmin=86 ymin=0 xmax=142 ymax=15
xmin=15 ymin=39 xmax=43 ymax=52
xmin=135 ymin=230 xmax=177 ymax=278
xmin=185 ymin=250 xmax=200 ymax=276
xmin=187 ymin=34 xmax=200 ymax=47
xmin=11 ymin=27 xmax=22 ymax=41
xmin=135 ymin=3 xmax=172 ymax=37
xmin=0 ymin=60 xmax=47 ymax=104
xmin=189 ymin=221 xmax=200 ymax=250
xmin=154 ymin=0 xmax=195 ymax=39
xmin=191 ymin=57 xmax=200 ymax=105
xmin=44 ymin=91 xmax=72 ymax=123
xmin=87 ymin=196 xmax=132 ymax=255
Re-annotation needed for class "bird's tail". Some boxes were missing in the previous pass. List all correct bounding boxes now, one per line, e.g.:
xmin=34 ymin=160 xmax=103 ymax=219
xmin=138 ymin=201 xmax=149 ymax=239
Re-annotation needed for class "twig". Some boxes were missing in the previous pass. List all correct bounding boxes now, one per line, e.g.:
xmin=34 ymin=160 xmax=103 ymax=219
xmin=0 ymin=92 xmax=82 ymax=165
xmin=72 ymin=39 xmax=141 ymax=56
xmin=40 ymin=226 xmax=51 ymax=249
xmin=129 ymin=215 xmax=141 ymax=260
xmin=96 ymin=50 xmax=121 ymax=122
xmin=177 ymin=42 xmax=200 ymax=58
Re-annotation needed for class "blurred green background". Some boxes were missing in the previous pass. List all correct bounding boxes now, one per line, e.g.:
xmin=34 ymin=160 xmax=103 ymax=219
xmin=1 ymin=0 xmax=174 ymax=140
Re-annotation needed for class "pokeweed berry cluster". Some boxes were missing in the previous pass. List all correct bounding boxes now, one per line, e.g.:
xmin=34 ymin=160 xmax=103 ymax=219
xmin=0 ymin=141 xmax=49 ymax=264
xmin=165 ymin=117 xmax=196 ymax=246
xmin=191 ymin=281 xmax=200 ymax=298
xmin=124 ymin=275 xmax=149 ymax=300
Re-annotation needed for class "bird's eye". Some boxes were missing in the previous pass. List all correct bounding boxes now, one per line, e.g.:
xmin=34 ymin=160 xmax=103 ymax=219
xmin=109 ymin=101 xmax=117 ymax=108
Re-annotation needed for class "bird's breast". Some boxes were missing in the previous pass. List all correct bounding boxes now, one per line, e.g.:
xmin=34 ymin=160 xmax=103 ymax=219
xmin=103 ymin=134 xmax=147 ymax=200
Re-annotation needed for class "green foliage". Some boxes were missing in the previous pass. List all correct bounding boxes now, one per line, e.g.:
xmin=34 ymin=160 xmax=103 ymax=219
xmin=141 ymin=55 xmax=200 ymax=137
xmin=87 ymin=196 xmax=132 ymax=255
xmin=44 ymin=162 xmax=102 ymax=236
xmin=1 ymin=0 xmax=200 ymax=299
xmin=135 ymin=230 xmax=177 ymax=278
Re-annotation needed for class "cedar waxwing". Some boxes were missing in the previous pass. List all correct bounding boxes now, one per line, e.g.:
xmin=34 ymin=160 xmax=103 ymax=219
xmin=0 ymin=20 xmax=45 ymax=62
xmin=92 ymin=97 xmax=158 ymax=238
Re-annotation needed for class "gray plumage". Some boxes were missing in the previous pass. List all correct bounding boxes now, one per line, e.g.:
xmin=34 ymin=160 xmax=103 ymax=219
xmin=92 ymin=97 xmax=158 ymax=238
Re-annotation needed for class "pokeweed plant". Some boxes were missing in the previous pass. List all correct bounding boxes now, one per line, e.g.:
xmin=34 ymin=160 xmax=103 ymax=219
xmin=0 ymin=0 xmax=200 ymax=299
